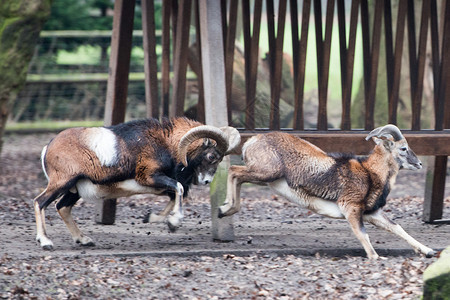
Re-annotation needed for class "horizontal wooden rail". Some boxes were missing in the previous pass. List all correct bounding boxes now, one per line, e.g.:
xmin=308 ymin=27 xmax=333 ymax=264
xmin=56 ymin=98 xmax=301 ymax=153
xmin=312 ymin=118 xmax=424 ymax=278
xmin=25 ymin=72 xmax=197 ymax=84
xmin=40 ymin=30 xmax=162 ymax=38
xmin=239 ymin=130 xmax=450 ymax=156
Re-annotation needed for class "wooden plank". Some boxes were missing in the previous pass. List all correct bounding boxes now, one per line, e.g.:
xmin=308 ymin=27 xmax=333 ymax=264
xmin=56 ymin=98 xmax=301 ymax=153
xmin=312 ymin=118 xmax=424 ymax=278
xmin=290 ymin=0 xmax=299 ymax=84
xmin=198 ymin=0 xmax=234 ymax=241
xmin=104 ymin=0 xmax=135 ymax=127
xmin=238 ymin=131 xmax=450 ymax=156
xmin=101 ymin=0 xmax=135 ymax=225
xmin=170 ymin=0 xmax=192 ymax=117
xmin=40 ymin=30 xmax=161 ymax=38
xmin=384 ymin=0 xmax=394 ymax=97
xmin=406 ymin=0 xmax=421 ymax=130
xmin=292 ymin=0 xmax=311 ymax=130
xmin=242 ymin=0 xmax=262 ymax=130
xmin=411 ymin=0 xmax=430 ymax=130
xmin=142 ymin=0 xmax=159 ymax=119
xmin=194 ymin=0 xmax=205 ymax=123
xmin=360 ymin=0 xmax=371 ymax=110
xmin=319 ymin=0 xmax=334 ymax=130
xmin=435 ymin=0 xmax=450 ymax=130
xmin=387 ymin=0 xmax=407 ymax=125
xmin=224 ymin=0 xmax=238 ymax=125
xmin=161 ymin=1 xmax=171 ymax=117
xmin=424 ymin=0 xmax=450 ymax=223
xmin=423 ymin=156 xmax=447 ymax=222
xmin=430 ymin=0 xmax=440 ymax=114
xmin=364 ymin=0 xmax=383 ymax=130
xmin=268 ymin=0 xmax=287 ymax=130
xmin=338 ymin=0 xmax=359 ymax=130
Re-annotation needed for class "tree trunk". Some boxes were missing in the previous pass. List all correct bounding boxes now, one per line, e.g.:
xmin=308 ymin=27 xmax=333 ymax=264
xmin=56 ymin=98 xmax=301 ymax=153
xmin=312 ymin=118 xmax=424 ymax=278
xmin=0 ymin=0 xmax=52 ymax=155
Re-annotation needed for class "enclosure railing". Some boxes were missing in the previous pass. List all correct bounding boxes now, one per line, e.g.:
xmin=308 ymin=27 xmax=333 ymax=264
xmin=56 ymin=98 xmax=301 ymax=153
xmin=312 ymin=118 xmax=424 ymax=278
xmin=104 ymin=0 xmax=449 ymax=224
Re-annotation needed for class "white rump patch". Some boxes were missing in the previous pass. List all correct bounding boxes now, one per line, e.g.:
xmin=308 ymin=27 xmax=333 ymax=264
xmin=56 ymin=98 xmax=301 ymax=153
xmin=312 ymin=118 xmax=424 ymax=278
xmin=41 ymin=145 xmax=49 ymax=180
xmin=86 ymin=127 xmax=118 ymax=167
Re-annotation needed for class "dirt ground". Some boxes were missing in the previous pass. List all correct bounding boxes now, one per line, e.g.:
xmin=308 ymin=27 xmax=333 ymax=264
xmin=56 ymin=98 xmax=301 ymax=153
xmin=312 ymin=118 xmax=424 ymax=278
xmin=0 ymin=132 xmax=449 ymax=299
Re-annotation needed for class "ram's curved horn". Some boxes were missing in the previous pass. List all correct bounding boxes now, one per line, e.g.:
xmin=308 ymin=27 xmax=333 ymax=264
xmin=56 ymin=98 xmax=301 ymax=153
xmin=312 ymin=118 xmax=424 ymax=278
xmin=220 ymin=126 xmax=241 ymax=155
xmin=365 ymin=124 xmax=404 ymax=142
xmin=178 ymin=125 xmax=229 ymax=167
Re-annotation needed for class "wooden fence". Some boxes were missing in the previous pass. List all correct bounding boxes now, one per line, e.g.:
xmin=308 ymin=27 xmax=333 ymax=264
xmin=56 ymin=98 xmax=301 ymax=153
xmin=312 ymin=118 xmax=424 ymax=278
xmin=103 ymin=0 xmax=450 ymax=226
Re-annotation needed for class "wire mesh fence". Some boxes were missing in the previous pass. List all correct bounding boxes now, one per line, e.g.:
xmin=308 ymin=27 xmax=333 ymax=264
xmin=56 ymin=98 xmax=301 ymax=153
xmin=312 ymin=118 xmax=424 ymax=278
xmin=9 ymin=31 xmax=153 ymax=125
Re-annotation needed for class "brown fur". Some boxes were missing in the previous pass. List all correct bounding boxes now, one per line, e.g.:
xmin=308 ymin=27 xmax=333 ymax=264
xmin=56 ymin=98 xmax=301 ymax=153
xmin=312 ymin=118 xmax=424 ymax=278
xmin=34 ymin=117 xmax=238 ymax=250
xmin=220 ymin=129 xmax=435 ymax=259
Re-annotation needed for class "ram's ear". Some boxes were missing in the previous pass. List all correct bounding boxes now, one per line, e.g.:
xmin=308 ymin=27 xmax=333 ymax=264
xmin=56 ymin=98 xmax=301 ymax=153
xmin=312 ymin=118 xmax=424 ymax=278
xmin=371 ymin=137 xmax=382 ymax=145
xmin=382 ymin=139 xmax=395 ymax=151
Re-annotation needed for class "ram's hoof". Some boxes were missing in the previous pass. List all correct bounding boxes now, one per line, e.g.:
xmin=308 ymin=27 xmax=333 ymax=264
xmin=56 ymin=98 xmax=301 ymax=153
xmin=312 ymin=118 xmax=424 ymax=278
xmin=42 ymin=244 xmax=54 ymax=251
xmin=75 ymin=236 xmax=95 ymax=247
xmin=80 ymin=241 xmax=95 ymax=247
xmin=218 ymin=209 xmax=226 ymax=219
xmin=167 ymin=222 xmax=179 ymax=233
xmin=425 ymin=250 xmax=436 ymax=258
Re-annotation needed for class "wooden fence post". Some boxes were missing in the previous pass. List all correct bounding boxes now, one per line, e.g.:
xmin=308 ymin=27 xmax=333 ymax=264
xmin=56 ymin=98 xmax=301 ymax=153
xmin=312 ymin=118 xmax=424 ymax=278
xmin=198 ymin=0 xmax=234 ymax=241
xmin=98 ymin=0 xmax=135 ymax=225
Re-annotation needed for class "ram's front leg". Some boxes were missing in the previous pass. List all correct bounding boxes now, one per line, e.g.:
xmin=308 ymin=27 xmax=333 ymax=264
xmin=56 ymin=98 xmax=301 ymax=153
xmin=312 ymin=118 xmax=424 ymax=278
xmin=141 ymin=173 xmax=184 ymax=232
xmin=364 ymin=210 xmax=436 ymax=257
xmin=148 ymin=200 xmax=175 ymax=223
xmin=343 ymin=206 xmax=379 ymax=259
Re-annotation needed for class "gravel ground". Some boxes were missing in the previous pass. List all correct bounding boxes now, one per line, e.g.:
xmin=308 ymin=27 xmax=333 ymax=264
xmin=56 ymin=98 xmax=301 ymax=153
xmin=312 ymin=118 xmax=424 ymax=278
xmin=0 ymin=132 xmax=449 ymax=299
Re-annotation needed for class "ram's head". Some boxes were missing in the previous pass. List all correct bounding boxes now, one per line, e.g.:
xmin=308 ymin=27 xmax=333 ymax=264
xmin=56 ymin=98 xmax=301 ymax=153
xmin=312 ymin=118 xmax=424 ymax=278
xmin=178 ymin=125 xmax=241 ymax=184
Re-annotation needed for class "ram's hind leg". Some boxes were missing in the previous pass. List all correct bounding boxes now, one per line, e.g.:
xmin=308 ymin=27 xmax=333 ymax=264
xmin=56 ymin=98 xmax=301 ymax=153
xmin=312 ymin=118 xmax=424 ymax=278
xmin=34 ymin=190 xmax=54 ymax=250
xmin=219 ymin=165 xmax=274 ymax=218
xmin=56 ymin=191 xmax=95 ymax=247
xmin=34 ymin=185 xmax=66 ymax=250
xmin=363 ymin=210 xmax=435 ymax=257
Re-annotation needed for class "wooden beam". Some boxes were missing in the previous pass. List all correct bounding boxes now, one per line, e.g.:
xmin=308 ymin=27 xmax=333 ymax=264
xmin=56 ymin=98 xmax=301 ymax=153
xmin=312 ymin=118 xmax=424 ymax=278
xmin=242 ymin=0 xmax=262 ymax=130
xmin=161 ymin=1 xmax=171 ymax=117
xmin=267 ymin=0 xmax=287 ymax=130
xmin=292 ymin=0 xmax=311 ymax=130
xmin=199 ymin=0 xmax=234 ymax=241
xmin=101 ymin=0 xmax=135 ymax=225
xmin=170 ymin=0 xmax=192 ymax=117
xmin=142 ymin=0 xmax=159 ymax=119
xmin=104 ymin=0 xmax=135 ymax=127
xmin=338 ymin=0 xmax=359 ymax=130
xmin=238 ymin=131 xmax=450 ymax=156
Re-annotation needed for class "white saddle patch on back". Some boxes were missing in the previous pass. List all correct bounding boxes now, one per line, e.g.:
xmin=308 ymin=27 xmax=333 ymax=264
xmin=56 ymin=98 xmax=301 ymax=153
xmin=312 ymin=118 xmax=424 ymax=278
xmin=86 ymin=127 xmax=118 ymax=167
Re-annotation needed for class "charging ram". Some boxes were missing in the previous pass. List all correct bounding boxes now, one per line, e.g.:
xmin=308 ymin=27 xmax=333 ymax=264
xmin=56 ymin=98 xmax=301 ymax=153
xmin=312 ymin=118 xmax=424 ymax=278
xmin=34 ymin=117 xmax=240 ymax=250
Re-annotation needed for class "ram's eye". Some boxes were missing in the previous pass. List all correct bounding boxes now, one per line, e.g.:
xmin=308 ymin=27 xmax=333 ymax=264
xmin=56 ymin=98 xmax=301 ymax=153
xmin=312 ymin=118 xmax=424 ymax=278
xmin=206 ymin=153 xmax=216 ymax=161
xmin=400 ymin=147 xmax=407 ymax=152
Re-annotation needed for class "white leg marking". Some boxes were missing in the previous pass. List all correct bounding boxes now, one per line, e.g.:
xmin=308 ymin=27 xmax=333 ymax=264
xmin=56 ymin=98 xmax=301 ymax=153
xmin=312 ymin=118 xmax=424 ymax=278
xmin=167 ymin=183 xmax=184 ymax=230
xmin=34 ymin=199 xmax=53 ymax=250
xmin=364 ymin=210 xmax=435 ymax=257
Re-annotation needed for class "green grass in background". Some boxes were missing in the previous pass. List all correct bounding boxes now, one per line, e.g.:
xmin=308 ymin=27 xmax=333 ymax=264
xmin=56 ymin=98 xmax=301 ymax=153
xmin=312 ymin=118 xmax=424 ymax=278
xmin=5 ymin=120 xmax=104 ymax=132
